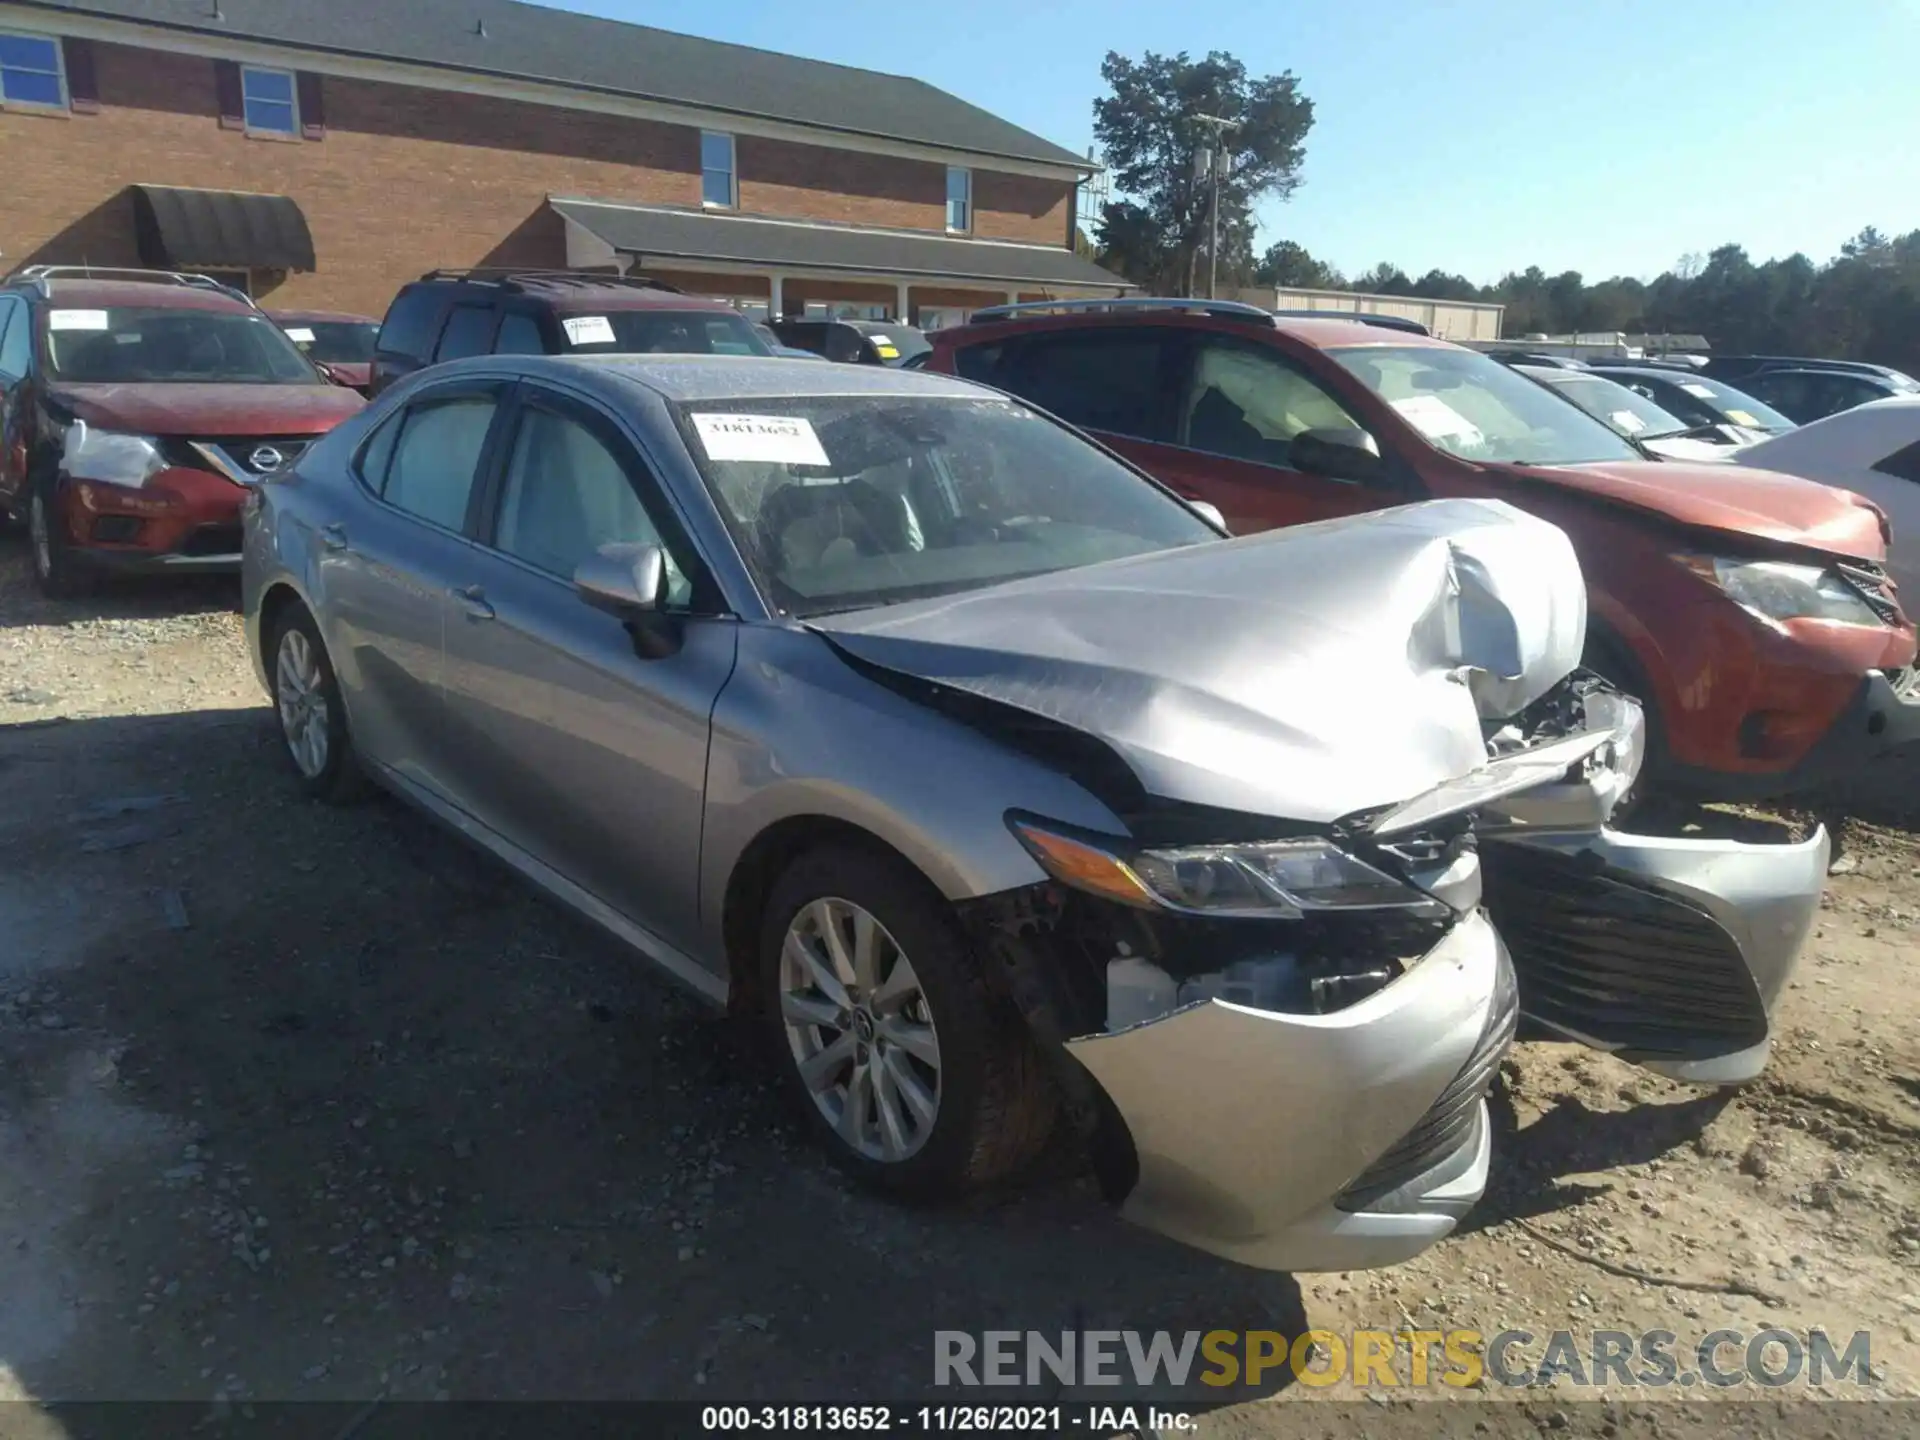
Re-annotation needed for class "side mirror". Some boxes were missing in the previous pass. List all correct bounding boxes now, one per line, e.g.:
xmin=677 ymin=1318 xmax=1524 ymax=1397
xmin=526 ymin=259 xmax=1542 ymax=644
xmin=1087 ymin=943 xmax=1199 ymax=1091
xmin=574 ymin=543 xmax=666 ymax=618
xmin=1187 ymin=499 xmax=1227 ymax=532
xmin=1291 ymin=427 xmax=1385 ymax=484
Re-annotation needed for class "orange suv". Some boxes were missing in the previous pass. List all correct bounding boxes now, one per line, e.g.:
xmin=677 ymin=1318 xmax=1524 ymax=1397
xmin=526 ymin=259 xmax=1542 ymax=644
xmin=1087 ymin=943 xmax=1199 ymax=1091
xmin=929 ymin=299 xmax=1920 ymax=802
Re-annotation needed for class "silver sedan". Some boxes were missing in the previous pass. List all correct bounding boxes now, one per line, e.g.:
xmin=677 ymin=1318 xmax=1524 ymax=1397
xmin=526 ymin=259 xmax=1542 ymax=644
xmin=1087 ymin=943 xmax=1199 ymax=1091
xmin=241 ymin=356 xmax=1826 ymax=1272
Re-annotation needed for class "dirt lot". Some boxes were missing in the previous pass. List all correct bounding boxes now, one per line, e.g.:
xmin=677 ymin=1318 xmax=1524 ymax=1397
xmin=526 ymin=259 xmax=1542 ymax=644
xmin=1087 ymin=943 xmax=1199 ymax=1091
xmin=1 ymin=532 xmax=1917 ymax=1437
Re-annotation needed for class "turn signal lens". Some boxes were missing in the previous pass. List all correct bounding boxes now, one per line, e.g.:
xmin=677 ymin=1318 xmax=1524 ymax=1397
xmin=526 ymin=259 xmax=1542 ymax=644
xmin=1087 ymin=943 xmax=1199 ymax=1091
xmin=1008 ymin=821 xmax=1159 ymax=909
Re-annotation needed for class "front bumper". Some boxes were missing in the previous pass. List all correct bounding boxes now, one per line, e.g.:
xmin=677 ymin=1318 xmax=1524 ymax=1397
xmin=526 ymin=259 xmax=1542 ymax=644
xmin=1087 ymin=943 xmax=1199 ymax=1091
xmin=1482 ymin=824 xmax=1829 ymax=1084
xmin=1065 ymin=910 xmax=1511 ymax=1273
xmin=57 ymin=465 xmax=247 ymax=573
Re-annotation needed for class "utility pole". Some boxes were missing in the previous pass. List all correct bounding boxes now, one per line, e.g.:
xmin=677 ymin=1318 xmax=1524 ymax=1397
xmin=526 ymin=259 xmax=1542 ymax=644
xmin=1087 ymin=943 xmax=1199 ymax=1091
xmin=1194 ymin=114 xmax=1238 ymax=299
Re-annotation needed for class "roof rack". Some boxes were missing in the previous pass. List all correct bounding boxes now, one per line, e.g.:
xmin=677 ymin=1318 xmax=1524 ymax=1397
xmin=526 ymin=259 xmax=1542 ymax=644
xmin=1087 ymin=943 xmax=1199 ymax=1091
xmin=416 ymin=268 xmax=684 ymax=295
xmin=968 ymin=297 xmax=1278 ymax=328
xmin=1271 ymin=309 xmax=1431 ymax=336
xmin=6 ymin=265 xmax=258 ymax=306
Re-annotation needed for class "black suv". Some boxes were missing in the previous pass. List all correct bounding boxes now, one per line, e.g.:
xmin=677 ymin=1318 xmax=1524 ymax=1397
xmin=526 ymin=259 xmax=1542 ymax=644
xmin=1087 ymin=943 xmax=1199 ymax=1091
xmin=369 ymin=270 xmax=773 ymax=397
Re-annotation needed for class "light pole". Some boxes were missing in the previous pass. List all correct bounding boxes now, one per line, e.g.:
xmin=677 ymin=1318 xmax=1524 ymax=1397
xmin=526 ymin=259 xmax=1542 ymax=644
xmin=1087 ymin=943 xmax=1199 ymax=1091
xmin=1194 ymin=114 xmax=1238 ymax=299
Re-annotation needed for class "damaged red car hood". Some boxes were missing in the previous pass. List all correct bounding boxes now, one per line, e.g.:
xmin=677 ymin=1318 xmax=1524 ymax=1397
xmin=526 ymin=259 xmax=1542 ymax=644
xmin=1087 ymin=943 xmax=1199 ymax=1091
xmin=1493 ymin=458 xmax=1888 ymax=560
xmin=50 ymin=383 xmax=366 ymax=438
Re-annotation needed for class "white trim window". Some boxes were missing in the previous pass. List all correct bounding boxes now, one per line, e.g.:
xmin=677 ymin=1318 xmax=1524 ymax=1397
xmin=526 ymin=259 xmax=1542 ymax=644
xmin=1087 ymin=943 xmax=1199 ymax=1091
xmin=241 ymin=64 xmax=299 ymax=134
xmin=0 ymin=31 xmax=66 ymax=108
xmin=946 ymin=166 xmax=972 ymax=233
xmin=701 ymin=130 xmax=737 ymax=208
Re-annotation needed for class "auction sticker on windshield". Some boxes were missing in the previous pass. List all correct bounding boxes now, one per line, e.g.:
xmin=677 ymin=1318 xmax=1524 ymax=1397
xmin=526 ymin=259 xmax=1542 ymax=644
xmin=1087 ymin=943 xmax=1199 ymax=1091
xmin=561 ymin=315 xmax=617 ymax=346
xmin=49 ymin=309 xmax=110 ymax=331
xmin=284 ymin=327 xmax=316 ymax=344
xmin=692 ymin=413 xmax=830 ymax=466
xmin=1682 ymin=383 xmax=1718 ymax=398
xmin=1392 ymin=394 xmax=1483 ymax=445
xmin=1610 ymin=410 xmax=1648 ymax=433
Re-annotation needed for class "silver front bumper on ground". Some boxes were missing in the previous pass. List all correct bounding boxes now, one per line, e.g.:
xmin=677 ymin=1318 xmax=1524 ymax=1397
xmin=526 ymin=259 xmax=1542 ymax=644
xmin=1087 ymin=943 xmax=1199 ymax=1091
xmin=1065 ymin=910 xmax=1510 ymax=1273
xmin=1482 ymin=824 xmax=1829 ymax=1085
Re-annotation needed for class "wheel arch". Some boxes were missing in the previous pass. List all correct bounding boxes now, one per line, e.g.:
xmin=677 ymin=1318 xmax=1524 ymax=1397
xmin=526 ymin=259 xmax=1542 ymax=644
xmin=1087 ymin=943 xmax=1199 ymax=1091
xmin=720 ymin=814 xmax=956 ymax=1018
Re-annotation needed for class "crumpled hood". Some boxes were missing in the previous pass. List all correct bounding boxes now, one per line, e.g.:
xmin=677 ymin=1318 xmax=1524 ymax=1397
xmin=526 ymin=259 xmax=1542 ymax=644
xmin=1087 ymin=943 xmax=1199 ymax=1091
xmin=49 ymin=383 xmax=365 ymax=437
xmin=812 ymin=498 xmax=1587 ymax=824
xmin=1495 ymin=458 xmax=1886 ymax=559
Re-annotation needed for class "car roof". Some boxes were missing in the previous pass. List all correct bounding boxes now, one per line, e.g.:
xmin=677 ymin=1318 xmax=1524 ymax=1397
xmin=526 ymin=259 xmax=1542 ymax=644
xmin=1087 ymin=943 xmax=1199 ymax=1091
xmin=438 ymin=352 xmax=986 ymax=404
xmin=944 ymin=310 xmax=1452 ymax=351
xmin=16 ymin=278 xmax=256 ymax=312
xmin=268 ymin=308 xmax=380 ymax=324
xmin=407 ymin=273 xmax=738 ymax=315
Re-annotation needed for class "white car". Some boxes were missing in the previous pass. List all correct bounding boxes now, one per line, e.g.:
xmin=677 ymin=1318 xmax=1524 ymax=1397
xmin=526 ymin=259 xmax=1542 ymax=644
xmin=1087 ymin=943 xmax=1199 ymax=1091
xmin=1732 ymin=396 xmax=1920 ymax=599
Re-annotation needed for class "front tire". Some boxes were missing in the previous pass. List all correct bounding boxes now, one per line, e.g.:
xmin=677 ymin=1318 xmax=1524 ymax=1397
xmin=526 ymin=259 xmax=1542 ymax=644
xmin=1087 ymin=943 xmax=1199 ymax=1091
xmin=759 ymin=845 xmax=1054 ymax=1198
xmin=269 ymin=604 xmax=367 ymax=804
xmin=28 ymin=476 xmax=93 ymax=599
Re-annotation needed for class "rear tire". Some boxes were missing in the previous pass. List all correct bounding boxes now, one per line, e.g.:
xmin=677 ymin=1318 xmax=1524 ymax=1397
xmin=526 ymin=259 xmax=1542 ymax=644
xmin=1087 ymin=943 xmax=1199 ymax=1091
xmin=268 ymin=604 xmax=368 ymax=804
xmin=28 ymin=475 xmax=94 ymax=599
xmin=759 ymin=845 xmax=1055 ymax=1199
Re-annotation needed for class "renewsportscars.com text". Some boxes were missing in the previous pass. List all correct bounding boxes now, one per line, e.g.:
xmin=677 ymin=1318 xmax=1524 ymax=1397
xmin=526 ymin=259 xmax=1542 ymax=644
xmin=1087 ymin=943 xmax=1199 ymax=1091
xmin=933 ymin=1328 xmax=1875 ymax=1390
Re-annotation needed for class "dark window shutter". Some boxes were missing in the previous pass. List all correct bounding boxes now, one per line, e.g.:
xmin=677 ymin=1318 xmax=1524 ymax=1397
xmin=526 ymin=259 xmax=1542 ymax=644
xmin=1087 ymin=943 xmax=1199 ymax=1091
xmin=214 ymin=58 xmax=244 ymax=130
xmin=296 ymin=71 xmax=325 ymax=139
xmin=63 ymin=38 xmax=100 ymax=113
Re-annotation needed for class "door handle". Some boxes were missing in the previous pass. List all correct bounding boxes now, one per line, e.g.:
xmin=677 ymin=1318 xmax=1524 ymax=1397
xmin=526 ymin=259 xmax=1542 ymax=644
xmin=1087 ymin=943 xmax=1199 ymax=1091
xmin=320 ymin=523 xmax=349 ymax=552
xmin=450 ymin=583 xmax=495 ymax=622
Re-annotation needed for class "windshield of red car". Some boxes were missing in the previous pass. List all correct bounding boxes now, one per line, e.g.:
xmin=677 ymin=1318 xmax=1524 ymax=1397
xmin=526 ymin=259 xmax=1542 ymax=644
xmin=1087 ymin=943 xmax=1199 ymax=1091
xmin=284 ymin=320 xmax=379 ymax=365
xmin=44 ymin=306 xmax=320 ymax=385
xmin=1332 ymin=345 xmax=1642 ymax=465
xmin=675 ymin=393 xmax=1217 ymax=617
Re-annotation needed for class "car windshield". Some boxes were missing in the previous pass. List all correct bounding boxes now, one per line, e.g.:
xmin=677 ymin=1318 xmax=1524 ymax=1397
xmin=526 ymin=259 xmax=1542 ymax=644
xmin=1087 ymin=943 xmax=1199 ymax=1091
xmin=560 ymin=309 xmax=773 ymax=357
xmin=1331 ymin=345 xmax=1641 ymax=465
xmin=854 ymin=323 xmax=932 ymax=367
xmin=675 ymin=393 xmax=1218 ymax=617
xmin=1529 ymin=372 xmax=1692 ymax=439
xmin=1625 ymin=373 xmax=1794 ymax=433
xmin=44 ymin=306 xmax=321 ymax=385
xmin=284 ymin=320 xmax=379 ymax=364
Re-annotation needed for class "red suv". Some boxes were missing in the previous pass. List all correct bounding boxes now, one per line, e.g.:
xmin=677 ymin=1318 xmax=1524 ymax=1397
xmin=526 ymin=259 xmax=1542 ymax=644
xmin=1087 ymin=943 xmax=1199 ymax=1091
xmin=0 ymin=268 xmax=365 ymax=597
xmin=929 ymin=300 xmax=1920 ymax=802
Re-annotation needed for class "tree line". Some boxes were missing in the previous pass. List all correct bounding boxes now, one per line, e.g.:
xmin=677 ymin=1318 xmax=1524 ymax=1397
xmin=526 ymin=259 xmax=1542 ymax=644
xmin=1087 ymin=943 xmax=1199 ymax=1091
xmin=1088 ymin=48 xmax=1920 ymax=372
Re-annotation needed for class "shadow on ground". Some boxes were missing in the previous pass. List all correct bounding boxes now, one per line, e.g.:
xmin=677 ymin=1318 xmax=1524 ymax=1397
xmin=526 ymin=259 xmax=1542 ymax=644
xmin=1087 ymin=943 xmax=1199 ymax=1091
xmin=0 ymin=708 xmax=1305 ymax=1412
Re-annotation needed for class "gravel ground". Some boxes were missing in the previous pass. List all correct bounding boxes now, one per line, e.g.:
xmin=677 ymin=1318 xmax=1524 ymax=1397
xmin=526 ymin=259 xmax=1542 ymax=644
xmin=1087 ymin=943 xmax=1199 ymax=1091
xmin=1 ymin=533 xmax=1916 ymax=1438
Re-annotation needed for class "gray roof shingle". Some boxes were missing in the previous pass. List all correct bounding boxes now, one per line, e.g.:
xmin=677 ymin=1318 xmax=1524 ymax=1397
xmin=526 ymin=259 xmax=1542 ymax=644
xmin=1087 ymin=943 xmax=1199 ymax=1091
xmin=552 ymin=197 xmax=1129 ymax=289
xmin=29 ymin=0 xmax=1091 ymax=167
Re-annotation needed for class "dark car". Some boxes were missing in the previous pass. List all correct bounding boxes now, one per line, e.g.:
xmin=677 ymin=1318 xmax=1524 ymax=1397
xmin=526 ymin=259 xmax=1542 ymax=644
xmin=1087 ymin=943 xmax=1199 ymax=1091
xmin=1586 ymin=364 xmax=1796 ymax=438
xmin=0 ymin=266 xmax=364 ymax=597
xmin=1730 ymin=367 xmax=1909 ymax=425
xmin=772 ymin=319 xmax=932 ymax=367
xmin=926 ymin=298 xmax=1920 ymax=808
xmin=269 ymin=309 xmax=382 ymax=395
xmin=369 ymin=270 xmax=773 ymax=397
xmin=1699 ymin=354 xmax=1920 ymax=392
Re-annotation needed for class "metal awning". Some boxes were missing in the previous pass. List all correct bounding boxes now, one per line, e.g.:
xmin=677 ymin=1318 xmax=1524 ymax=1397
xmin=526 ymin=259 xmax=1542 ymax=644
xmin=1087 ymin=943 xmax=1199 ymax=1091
xmin=130 ymin=185 xmax=317 ymax=273
xmin=550 ymin=197 xmax=1129 ymax=291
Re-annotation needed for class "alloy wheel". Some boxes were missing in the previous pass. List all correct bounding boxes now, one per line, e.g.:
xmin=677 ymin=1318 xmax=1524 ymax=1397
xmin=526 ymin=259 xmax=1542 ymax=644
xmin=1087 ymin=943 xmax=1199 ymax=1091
xmin=275 ymin=627 xmax=331 ymax=779
xmin=779 ymin=897 xmax=942 ymax=1163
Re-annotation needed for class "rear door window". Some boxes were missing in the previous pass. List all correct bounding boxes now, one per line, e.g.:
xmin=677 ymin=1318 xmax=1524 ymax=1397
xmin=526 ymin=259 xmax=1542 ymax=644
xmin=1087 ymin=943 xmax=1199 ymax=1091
xmin=997 ymin=330 xmax=1181 ymax=442
xmin=434 ymin=305 xmax=498 ymax=363
xmin=377 ymin=395 xmax=499 ymax=532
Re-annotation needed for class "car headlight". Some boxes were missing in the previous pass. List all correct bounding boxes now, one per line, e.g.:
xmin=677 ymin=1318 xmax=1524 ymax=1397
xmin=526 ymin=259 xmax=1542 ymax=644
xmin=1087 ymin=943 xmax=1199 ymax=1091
xmin=62 ymin=421 xmax=165 ymax=489
xmin=1581 ymin=686 xmax=1647 ymax=793
xmin=1677 ymin=553 xmax=1882 ymax=627
xmin=1008 ymin=817 xmax=1430 ymax=919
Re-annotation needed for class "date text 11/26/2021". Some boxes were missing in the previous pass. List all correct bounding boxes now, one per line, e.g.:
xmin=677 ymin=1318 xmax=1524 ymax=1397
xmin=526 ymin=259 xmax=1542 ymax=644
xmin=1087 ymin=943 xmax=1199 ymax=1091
xmin=700 ymin=1405 xmax=1197 ymax=1432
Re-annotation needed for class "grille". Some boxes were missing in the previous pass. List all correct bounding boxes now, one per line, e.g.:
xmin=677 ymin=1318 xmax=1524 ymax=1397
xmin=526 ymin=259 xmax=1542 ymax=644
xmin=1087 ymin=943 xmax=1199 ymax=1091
xmin=162 ymin=436 xmax=313 ymax=484
xmin=1837 ymin=560 xmax=1903 ymax=625
xmin=180 ymin=524 xmax=243 ymax=557
xmin=1336 ymin=948 xmax=1516 ymax=1213
xmin=1479 ymin=840 xmax=1766 ymax=1055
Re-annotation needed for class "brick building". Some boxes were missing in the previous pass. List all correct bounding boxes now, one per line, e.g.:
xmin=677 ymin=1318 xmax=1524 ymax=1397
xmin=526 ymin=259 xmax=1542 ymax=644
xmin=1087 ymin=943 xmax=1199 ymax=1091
xmin=0 ymin=0 xmax=1126 ymax=323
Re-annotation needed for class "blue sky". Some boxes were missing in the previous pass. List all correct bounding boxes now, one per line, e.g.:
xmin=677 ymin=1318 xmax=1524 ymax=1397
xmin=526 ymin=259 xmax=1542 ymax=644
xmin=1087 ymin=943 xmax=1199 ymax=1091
xmin=555 ymin=0 xmax=1920 ymax=286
